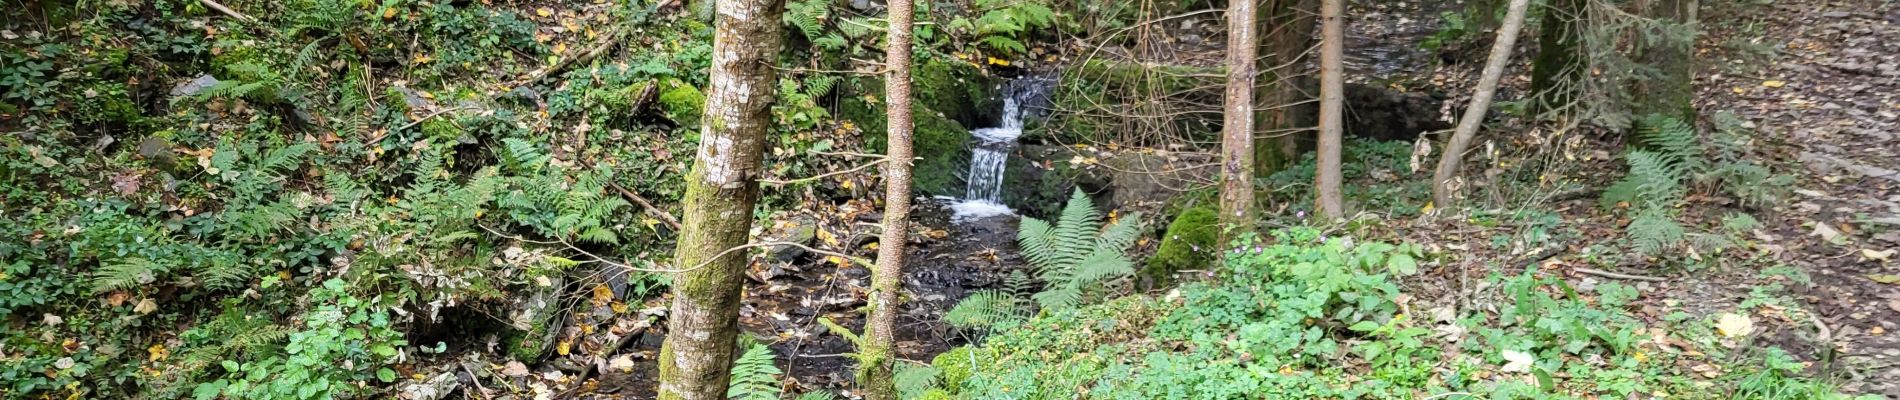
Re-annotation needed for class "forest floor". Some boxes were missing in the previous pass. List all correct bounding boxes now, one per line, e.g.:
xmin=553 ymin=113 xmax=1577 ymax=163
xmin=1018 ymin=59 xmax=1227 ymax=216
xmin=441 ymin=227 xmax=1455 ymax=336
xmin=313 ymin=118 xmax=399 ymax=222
xmin=492 ymin=0 xmax=1900 ymax=398
xmin=1698 ymin=0 xmax=1900 ymax=394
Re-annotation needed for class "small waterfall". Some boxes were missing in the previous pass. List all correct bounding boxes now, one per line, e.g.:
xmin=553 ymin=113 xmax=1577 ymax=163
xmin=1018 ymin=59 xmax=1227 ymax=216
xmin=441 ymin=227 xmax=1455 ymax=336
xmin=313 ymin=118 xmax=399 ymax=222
xmin=964 ymin=97 xmax=1023 ymax=202
xmin=950 ymin=78 xmax=1047 ymax=222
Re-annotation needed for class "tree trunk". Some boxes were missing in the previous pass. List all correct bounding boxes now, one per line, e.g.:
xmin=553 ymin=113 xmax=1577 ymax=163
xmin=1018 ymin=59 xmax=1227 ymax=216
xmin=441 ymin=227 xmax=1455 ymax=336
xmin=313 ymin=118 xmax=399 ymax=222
xmin=1635 ymin=0 xmax=1698 ymax=123
xmin=656 ymin=0 xmax=785 ymax=397
xmin=1220 ymin=0 xmax=1260 ymax=236
xmin=1313 ymin=0 xmax=1345 ymax=219
xmin=1430 ymin=0 xmax=1531 ymax=209
xmin=1253 ymin=0 xmax=1319 ymax=178
xmin=1529 ymin=0 xmax=1582 ymax=115
xmin=858 ymin=0 xmax=915 ymax=396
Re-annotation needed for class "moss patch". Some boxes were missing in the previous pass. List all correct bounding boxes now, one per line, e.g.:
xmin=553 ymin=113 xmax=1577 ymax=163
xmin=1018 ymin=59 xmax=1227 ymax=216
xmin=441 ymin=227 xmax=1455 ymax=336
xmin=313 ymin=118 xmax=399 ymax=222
xmin=912 ymin=110 xmax=970 ymax=196
xmin=657 ymin=78 xmax=705 ymax=127
xmin=932 ymin=346 xmax=975 ymax=394
xmin=1144 ymin=205 xmax=1218 ymax=283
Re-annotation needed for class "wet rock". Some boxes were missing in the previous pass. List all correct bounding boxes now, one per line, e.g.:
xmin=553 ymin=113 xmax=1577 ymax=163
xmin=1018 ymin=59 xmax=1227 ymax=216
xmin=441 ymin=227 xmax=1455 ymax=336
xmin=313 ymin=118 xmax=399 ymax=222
xmin=503 ymin=274 xmax=565 ymax=362
xmin=393 ymin=86 xmax=438 ymax=111
xmin=767 ymin=217 xmax=819 ymax=263
xmin=170 ymin=74 xmax=220 ymax=98
xmin=398 ymin=371 xmax=461 ymax=400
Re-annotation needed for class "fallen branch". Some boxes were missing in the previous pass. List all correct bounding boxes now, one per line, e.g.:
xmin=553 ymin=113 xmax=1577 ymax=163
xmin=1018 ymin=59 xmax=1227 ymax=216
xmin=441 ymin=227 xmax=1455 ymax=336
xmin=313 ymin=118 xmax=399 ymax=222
xmin=516 ymin=27 xmax=625 ymax=87
xmin=762 ymin=159 xmax=890 ymax=186
xmin=200 ymin=0 xmax=258 ymax=23
xmin=1572 ymin=267 xmax=1665 ymax=282
xmin=608 ymin=182 xmax=683 ymax=231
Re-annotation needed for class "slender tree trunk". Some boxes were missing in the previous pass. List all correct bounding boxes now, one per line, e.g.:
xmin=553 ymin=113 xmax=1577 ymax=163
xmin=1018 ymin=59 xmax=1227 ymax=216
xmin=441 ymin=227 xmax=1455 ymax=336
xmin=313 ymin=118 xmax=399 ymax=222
xmin=1430 ymin=0 xmax=1531 ymax=209
xmin=1253 ymin=0 xmax=1318 ymax=177
xmin=1635 ymin=0 xmax=1698 ymax=123
xmin=1220 ymin=0 xmax=1260 ymax=236
xmin=1529 ymin=0 xmax=1582 ymax=115
xmin=1313 ymin=0 xmax=1345 ymax=219
xmin=858 ymin=0 xmax=914 ymax=396
xmin=657 ymin=0 xmax=785 ymax=397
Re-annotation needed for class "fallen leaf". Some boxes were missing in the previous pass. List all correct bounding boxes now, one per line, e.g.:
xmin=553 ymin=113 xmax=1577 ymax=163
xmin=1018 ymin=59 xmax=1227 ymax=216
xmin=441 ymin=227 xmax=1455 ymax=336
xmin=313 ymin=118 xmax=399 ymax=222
xmin=42 ymin=314 xmax=62 ymax=326
xmin=1761 ymin=80 xmax=1786 ymax=88
xmin=1870 ymin=274 xmax=1900 ymax=284
xmin=1812 ymin=223 xmax=1848 ymax=245
xmin=501 ymin=361 xmax=530 ymax=377
xmin=1501 ymin=349 xmax=1534 ymax=373
xmin=134 ymin=298 xmax=158 ymax=314
xmin=1862 ymin=248 xmax=1895 ymax=261
xmin=53 ymin=357 xmax=74 ymax=370
xmin=536 ymin=7 xmax=553 ymax=17
xmin=1716 ymin=313 xmax=1754 ymax=338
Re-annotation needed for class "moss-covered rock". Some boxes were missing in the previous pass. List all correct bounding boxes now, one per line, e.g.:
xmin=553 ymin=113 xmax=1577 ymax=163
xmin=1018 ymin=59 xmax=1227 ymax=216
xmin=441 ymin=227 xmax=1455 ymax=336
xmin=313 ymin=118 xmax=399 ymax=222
xmin=1144 ymin=206 xmax=1218 ymax=283
xmin=932 ymin=346 xmax=976 ymax=394
xmin=657 ymin=78 xmax=705 ymax=127
xmin=840 ymin=54 xmax=999 ymax=196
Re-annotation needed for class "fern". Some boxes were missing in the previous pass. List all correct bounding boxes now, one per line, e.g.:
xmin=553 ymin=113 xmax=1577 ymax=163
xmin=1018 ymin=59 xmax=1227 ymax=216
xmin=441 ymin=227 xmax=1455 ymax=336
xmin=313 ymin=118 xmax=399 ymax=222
xmin=92 ymin=258 xmax=166 ymax=293
xmin=500 ymin=138 xmax=549 ymax=172
xmin=1627 ymin=209 xmax=1685 ymax=255
xmin=1635 ymin=114 xmax=1703 ymax=174
xmin=796 ymin=392 xmax=839 ymax=400
xmin=944 ymin=290 xmax=1024 ymax=329
xmin=894 ymin=363 xmax=940 ymax=400
xmin=727 ymin=343 xmax=783 ymax=400
xmin=1012 ymin=189 xmax=1144 ymax=310
xmin=782 ymin=0 xmax=829 ymax=39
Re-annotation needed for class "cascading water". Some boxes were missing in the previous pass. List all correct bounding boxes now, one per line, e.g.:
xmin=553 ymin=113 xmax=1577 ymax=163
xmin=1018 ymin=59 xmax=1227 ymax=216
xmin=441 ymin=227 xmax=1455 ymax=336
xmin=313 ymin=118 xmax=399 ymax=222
xmin=949 ymin=78 xmax=1048 ymax=222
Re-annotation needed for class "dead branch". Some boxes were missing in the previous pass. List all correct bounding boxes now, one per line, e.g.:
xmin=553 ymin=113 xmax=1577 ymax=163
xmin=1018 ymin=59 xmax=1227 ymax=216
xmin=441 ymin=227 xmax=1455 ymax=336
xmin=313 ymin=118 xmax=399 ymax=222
xmin=201 ymin=0 xmax=258 ymax=23
xmin=1572 ymin=267 xmax=1666 ymax=282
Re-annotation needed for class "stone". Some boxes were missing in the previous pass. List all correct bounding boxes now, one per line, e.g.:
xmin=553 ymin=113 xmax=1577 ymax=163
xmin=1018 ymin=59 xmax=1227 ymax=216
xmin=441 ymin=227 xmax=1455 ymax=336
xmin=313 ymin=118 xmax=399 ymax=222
xmin=170 ymin=74 xmax=220 ymax=98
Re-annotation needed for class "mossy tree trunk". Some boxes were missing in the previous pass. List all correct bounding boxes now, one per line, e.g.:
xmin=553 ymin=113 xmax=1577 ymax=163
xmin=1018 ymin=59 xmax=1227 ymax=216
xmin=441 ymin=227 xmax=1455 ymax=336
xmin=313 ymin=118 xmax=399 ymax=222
xmin=1253 ymin=0 xmax=1318 ymax=178
xmin=1314 ymin=0 xmax=1346 ymax=219
xmin=859 ymin=0 xmax=915 ymax=395
xmin=656 ymin=0 xmax=785 ymax=397
xmin=1220 ymin=0 xmax=1261 ymax=237
xmin=1529 ymin=0 xmax=1583 ymax=115
xmin=1635 ymin=0 xmax=1698 ymax=123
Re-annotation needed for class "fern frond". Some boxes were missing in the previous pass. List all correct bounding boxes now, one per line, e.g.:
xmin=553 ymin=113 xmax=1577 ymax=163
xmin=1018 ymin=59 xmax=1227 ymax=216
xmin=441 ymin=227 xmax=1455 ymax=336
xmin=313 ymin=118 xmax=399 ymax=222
xmin=1016 ymin=217 xmax=1059 ymax=271
xmin=1636 ymin=114 xmax=1703 ymax=173
xmin=894 ymin=363 xmax=940 ymax=400
xmin=92 ymin=258 xmax=165 ymax=293
xmin=1031 ymin=286 xmax=1082 ymax=310
xmin=726 ymin=343 xmax=783 ymax=400
xmin=1096 ymin=212 xmax=1143 ymax=252
xmin=1627 ymin=208 xmax=1685 ymax=255
xmin=944 ymin=290 xmax=1023 ymax=329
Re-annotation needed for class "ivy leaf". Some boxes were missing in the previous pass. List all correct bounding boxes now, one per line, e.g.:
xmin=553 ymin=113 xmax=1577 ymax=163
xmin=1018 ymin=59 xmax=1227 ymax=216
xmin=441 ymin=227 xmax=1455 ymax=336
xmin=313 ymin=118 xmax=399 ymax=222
xmin=1388 ymin=254 xmax=1418 ymax=276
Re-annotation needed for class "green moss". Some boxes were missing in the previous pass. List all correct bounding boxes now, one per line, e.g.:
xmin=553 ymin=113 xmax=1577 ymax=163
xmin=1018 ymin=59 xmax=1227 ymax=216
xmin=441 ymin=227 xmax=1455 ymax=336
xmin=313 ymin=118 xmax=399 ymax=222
xmin=918 ymin=389 xmax=954 ymax=400
xmin=1144 ymin=206 xmax=1219 ymax=283
xmin=657 ymin=78 xmax=705 ymax=127
xmin=932 ymin=346 xmax=975 ymax=393
xmin=913 ymin=56 xmax=1000 ymax=126
xmin=502 ymin=314 xmax=555 ymax=363
xmin=912 ymin=110 xmax=970 ymax=196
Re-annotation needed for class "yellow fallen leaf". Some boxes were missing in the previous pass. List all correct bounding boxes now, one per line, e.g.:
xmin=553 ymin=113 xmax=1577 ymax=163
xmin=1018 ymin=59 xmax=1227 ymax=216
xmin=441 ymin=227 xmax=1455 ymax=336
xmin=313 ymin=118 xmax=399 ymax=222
xmin=382 ymin=7 xmax=396 ymax=19
xmin=987 ymin=57 xmax=1010 ymax=66
xmin=827 ymin=255 xmax=846 ymax=266
xmin=1715 ymin=313 xmax=1754 ymax=338
xmin=536 ymin=7 xmax=553 ymax=17
xmin=134 ymin=298 xmax=158 ymax=315
xmin=1862 ymin=248 xmax=1895 ymax=261
xmin=556 ymin=339 xmax=571 ymax=356
xmin=817 ymin=229 xmax=840 ymax=247
xmin=553 ymin=42 xmax=567 ymax=54
xmin=1761 ymin=80 xmax=1785 ymax=88
xmin=1869 ymin=274 xmax=1900 ymax=284
xmin=148 ymin=343 xmax=169 ymax=362
xmin=412 ymin=54 xmax=432 ymax=64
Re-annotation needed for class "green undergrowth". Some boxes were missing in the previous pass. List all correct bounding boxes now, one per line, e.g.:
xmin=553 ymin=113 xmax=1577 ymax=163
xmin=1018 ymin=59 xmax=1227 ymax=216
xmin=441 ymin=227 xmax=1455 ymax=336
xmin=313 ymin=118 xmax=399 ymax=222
xmin=904 ymin=228 xmax=1865 ymax=399
xmin=1266 ymin=138 xmax=1431 ymax=217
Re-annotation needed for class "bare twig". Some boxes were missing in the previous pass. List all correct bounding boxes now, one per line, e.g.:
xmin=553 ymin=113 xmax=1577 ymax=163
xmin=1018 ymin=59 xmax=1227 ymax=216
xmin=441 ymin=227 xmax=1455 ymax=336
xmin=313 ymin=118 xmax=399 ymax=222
xmin=608 ymin=182 xmax=683 ymax=231
xmin=516 ymin=27 xmax=625 ymax=87
xmin=1572 ymin=267 xmax=1665 ymax=282
xmin=761 ymin=159 xmax=893 ymax=186
xmin=200 ymin=0 xmax=258 ymax=23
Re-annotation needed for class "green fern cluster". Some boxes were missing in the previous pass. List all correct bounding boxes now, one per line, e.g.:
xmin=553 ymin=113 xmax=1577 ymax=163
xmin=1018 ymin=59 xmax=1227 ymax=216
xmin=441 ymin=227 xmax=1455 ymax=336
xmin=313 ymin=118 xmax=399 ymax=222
xmin=1602 ymin=114 xmax=1782 ymax=260
xmin=948 ymin=0 xmax=1056 ymax=55
xmin=949 ymin=190 xmax=1143 ymax=330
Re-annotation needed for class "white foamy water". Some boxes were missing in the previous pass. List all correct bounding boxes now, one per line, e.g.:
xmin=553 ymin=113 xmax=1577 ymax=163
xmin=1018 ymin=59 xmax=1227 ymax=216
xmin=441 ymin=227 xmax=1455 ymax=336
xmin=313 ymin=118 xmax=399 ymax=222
xmin=949 ymin=199 xmax=1015 ymax=223
xmin=951 ymin=92 xmax=1026 ymax=222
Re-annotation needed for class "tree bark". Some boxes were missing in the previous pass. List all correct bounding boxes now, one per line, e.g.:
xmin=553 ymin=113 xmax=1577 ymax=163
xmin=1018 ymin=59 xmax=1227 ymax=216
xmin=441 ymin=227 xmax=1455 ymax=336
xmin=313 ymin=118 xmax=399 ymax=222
xmin=1635 ymin=0 xmax=1698 ymax=123
xmin=1313 ymin=0 xmax=1345 ymax=219
xmin=1529 ymin=0 xmax=1582 ymax=115
xmin=1220 ymin=0 xmax=1261 ymax=237
xmin=859 ymin=0 xmax=914 ymax=396
xmin=1430 ymin=0 xmax=1531 ymax=209
xmin=656 ymin=0 xmax=785 ymax=397
xmin=1253 ymin=0 xmax=1318 ymax=177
